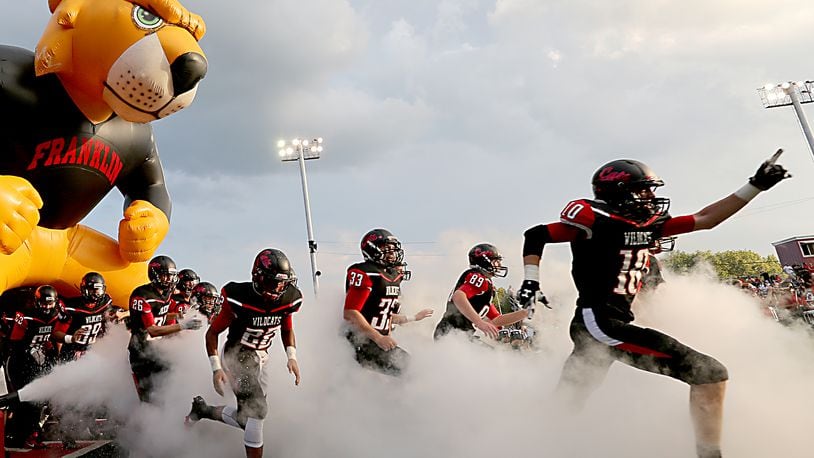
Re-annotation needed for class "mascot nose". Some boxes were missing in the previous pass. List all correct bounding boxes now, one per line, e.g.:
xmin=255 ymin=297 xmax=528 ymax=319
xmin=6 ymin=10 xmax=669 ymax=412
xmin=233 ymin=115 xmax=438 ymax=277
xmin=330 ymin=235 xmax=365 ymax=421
xmin=170 ymin=52 xmax=208 ymax=96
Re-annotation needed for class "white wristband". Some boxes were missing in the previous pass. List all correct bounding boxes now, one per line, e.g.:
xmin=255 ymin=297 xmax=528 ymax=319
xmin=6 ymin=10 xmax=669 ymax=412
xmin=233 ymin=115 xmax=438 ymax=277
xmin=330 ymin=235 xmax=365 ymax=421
xmin=285 ymin=346 xmax=297 ymax=361
xmin=404 ymin=315 xmax=415 ymax=323
xmin=734 ymin=183 xmax=761 ymax=202
xmin=64 ymin=335 xmax=73 ymax=344
xmin=524 ymin=264 xmax=540 ymax=282
xmin=209 ymin=355 xmax=222 ymax=372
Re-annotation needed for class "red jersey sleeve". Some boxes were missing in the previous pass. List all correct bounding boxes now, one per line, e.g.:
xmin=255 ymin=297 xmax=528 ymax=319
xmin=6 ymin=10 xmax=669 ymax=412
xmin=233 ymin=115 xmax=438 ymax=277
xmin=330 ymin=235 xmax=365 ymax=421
xmin=485 ymin=304 xmax=501 ymax=320
xmin=457 ymin=271 xmax=491 ymax=299
xmin=281 ymin=314 xmax=293 ymax=331
xmin=9 ymin=312 xmax=26 ymax=341
xmin=560 ymin=200 xmax=596 ymax=237
xmin=209 ymin=297 xmax=235 ymax=334
xmin=344 ymin=268 xmax=373 ymax=312
xmin=130 ymin=295 xmax=155 ymax=328
xmin=661 ymin=215 xmax=696 ymax=237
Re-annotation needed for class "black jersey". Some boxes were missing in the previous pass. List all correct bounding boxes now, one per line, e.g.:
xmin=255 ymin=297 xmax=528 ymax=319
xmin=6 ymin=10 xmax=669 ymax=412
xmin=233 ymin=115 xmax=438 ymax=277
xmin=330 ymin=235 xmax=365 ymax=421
xmin=438 ymin=268 xmax=500 ymax=332
xmin=344 ymin=261 xmax=405 ymax=336
xmin=0 ymin=46 xmax=171 ymax=229
xmin=214 ymin=282 xmax=302 ymax=353
xmin=128 ymin=284 xmax=175 ymax=353
xmin=60 ymin=295 xmax=112 ymax=354
xmin=560 ymin=199 xmax=670 ymax=322
xmin=8 ymin=306 xmax=63 ymax=356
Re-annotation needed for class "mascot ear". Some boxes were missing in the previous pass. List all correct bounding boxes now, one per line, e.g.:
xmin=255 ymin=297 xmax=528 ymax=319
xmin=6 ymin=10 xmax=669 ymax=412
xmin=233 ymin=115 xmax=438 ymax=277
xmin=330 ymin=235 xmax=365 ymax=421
xmin=35 ymin=1 xmax=77 ymax=76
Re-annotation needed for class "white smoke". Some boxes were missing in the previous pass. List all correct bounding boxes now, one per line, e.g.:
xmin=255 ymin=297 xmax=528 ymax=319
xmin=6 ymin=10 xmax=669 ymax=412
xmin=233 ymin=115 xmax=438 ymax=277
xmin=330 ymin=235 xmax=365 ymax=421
xmin=9 ymin=234 xmax=814 ymax=458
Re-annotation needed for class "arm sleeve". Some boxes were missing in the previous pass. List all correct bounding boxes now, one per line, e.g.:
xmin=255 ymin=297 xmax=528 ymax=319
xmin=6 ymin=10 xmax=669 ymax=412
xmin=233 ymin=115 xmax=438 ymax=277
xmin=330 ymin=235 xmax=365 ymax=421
xmin=130 ymin=295 xmax=155 ymax=328
xmin=523 ymin=222 xmax=583 ymax=257
xmin=9 ymin=313 xmax=26 ymax=341
xmin=458 ymin=272 xmax=490 ymax=299
xmin=344 ymin=269 xmax=373 ymax=312
xmin=485 ymin=304 xmax=501 ymax=320
xmin=208 ymin=299 xmax=235 ymax=334
xmin=661 ymin=215 xmax=696 ymax=237
xmin=281 ymin=314 xmax=293 ymax=331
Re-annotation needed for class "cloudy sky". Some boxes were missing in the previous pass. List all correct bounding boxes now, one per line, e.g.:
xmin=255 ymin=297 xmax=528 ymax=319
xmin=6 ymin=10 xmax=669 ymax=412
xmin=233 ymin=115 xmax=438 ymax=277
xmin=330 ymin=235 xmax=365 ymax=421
xmin=4 ymin=0 xmax=814 ymax=293
xmin=5 ymin=2 xmax=814 ymax=457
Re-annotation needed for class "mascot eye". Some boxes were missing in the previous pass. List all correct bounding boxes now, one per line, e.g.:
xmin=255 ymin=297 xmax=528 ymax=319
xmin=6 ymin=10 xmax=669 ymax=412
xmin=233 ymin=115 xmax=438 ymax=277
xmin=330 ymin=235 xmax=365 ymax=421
xmin=132 ymin=6 xmax=165 ymax=31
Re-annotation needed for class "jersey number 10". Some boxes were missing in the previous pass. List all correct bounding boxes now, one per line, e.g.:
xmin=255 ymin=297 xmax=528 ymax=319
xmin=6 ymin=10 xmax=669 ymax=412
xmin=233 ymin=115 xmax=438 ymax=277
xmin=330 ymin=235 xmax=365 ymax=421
xmin=614 ymin=248 xmax=649 ymax=295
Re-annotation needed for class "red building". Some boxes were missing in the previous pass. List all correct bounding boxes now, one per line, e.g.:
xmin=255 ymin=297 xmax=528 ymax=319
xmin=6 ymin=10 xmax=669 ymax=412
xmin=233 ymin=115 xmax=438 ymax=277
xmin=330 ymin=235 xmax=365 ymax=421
xmin=772 ymin=235 xmax=814 ymax=268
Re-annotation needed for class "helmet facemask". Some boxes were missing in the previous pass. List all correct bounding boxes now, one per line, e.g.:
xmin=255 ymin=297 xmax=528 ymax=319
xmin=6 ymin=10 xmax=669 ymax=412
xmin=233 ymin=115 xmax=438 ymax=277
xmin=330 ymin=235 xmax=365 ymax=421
xmin=253 ymin=271 xmax=296 ymax=301
xmin=604 ymin=181 xmax=670 ymax=223
xmin=82 ymin=282 xmax=106 ymax=303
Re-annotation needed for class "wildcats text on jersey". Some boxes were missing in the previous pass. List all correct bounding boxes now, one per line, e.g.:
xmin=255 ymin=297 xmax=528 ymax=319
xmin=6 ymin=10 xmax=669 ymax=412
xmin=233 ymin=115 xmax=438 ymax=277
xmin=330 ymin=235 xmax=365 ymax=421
xmin=385 ymin=285 xmax=400 ymax=296
xmin=624 ymin=231 xmax=652 ymax=246
xmin=252 ymin=316 xmax=282 ymax=327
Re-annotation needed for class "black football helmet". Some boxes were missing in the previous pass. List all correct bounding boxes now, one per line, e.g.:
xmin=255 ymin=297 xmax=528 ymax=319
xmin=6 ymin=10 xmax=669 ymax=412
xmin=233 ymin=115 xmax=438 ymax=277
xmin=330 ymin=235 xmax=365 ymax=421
xmin=252 ymin=248 xmax=297 ymax=301
xmin=592 ymin=159 xmax=670 ymax=223
xmin=80 ymin=272 xmax=107 ymax=304
xmin=361 ymin=229 xmax=405 ymax=268
xmin=34 ymin=285 xmax=58 ymax=311
xmin=177 ymin=269 xmax=200 ymax=294
xmin=468 ymin=243 xmax=508 ymax=277
xmin=191 ymin=282 xmax=222 ymax=317
xmin=148 ymin=255 xmax=178 ymax=294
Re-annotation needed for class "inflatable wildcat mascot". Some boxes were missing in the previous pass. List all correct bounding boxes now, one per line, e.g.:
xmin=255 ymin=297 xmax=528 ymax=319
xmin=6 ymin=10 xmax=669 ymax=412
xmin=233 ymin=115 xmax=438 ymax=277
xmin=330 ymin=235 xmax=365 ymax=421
xmin=0 ymin=0 xmax=207 ymax=306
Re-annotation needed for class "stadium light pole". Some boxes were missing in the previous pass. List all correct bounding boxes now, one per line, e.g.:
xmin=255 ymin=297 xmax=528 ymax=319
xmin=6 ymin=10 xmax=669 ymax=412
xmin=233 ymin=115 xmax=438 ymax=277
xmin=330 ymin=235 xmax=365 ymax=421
xmin=278 ymin=137 xmax=324 ymax=297
xmin=758 ymin=81 xmax=814 ymax=160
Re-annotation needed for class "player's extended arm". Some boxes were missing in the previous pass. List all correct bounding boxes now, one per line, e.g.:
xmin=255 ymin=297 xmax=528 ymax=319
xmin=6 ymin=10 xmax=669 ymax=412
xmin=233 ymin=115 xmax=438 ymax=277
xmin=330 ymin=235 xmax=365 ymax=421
xmin=206 ymin=306 xmax=232 ymax=396
xmin=281 ymin=326 xmax=300 ymax=386
xmin=519 ymin=222 xmax=582 ymax=306
xmin=679 ymin=149 xmax=790 ymax=232
xmin=391 ymin=308 xmax=434 ymax=325
xmin=450 ymin=290 xmax=499 ymax=338
xmin=490 ymin=309 xmax=531 ymax=328
xmin=343 ymin=309 xmax=384 ymax=342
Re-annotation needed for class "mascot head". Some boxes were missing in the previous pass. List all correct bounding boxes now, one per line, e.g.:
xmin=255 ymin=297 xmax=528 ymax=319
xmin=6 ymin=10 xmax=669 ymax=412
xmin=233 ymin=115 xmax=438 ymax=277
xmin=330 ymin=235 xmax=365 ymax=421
xmin=36 ymin=0 xmax=207 ymax=123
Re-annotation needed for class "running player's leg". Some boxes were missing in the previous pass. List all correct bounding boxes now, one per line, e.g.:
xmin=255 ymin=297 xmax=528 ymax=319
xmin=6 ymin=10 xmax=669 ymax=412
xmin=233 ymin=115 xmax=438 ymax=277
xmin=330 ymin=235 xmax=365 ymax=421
xmin=555 ymin=319 xmax=615 ymax=410
xmin=596 ymin=317 xmax=728 ymax=458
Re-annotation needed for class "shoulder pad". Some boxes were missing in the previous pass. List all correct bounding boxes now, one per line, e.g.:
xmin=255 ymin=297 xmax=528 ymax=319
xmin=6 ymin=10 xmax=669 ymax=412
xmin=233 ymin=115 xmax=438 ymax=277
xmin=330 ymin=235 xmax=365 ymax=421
xmin=560 ymin=199 xmax=596 ymax=234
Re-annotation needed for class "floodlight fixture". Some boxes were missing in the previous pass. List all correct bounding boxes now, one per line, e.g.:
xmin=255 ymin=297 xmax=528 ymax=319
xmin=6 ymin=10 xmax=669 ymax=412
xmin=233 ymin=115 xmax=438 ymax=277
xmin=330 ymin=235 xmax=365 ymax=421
xmin=757 ymin=80 xmax=814 ymax=159
xmin=276 ymin=136 xmax=325 ymax=296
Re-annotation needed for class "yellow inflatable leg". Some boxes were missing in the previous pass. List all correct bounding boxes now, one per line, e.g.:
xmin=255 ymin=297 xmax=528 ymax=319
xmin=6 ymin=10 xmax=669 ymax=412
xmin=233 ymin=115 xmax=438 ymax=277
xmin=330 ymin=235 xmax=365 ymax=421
xmin=0 ymin=226 xmax=147 ymax=308
xmin=62 ymin=225 xmax=149 ymax=308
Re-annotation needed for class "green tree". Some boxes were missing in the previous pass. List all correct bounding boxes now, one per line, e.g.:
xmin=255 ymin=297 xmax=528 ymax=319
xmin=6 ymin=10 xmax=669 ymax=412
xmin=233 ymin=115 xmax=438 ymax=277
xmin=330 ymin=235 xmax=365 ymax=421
xmin=662 ymin=249 xmax=782 ymax=279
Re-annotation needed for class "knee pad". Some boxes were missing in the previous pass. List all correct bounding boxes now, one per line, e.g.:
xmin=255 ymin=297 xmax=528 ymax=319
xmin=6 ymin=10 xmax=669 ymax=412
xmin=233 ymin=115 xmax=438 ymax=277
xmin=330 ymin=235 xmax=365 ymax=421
xmin=221 ymin=405 xmax=242 ymax=428
xmin=687 ymin=354 xmax=729 ymax=385
xmin=243 ymin=417 xmax=264 ymax=448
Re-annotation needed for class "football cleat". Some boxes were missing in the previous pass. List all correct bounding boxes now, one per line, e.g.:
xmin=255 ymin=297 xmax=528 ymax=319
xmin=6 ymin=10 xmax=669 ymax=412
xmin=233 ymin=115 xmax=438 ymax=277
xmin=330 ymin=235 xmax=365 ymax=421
xmin=184 ymin=396 xmax=211 ymax=427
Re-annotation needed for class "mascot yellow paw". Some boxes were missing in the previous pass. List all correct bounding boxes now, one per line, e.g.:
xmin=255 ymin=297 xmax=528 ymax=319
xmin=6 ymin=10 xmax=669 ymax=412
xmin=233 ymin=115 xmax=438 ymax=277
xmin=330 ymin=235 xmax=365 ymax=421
xmin=118 ymin=200 xmax=169 ymax=262
xmin=0 ymin=176 xmax=44 ymax=255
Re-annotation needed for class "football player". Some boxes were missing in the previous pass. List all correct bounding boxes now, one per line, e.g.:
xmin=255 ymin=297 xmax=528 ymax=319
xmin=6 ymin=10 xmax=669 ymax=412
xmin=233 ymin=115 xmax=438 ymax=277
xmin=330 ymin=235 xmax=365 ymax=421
xmin=170 ymin=268 xmax=200 ymax=321
xmin=434 ymin=243 xmax=532 ymax=341
xmin=185 ymin=248 xmax=302 ymax=458
xmin=190 ymin=281 xmax=223 ymax=323
xmin=4 ymin=286 xmax=64 ymax=448
xmin=518 ymin=152 xmax=790 ymax=458
xmin=128 ymin=255 xmax=202 ymax=403
xmin=53 ymin=272 xmax=112 ymax=362
xmin=343 ymin=229 xmax=433 ymax=376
